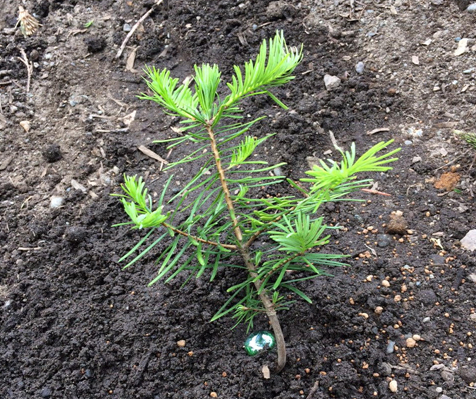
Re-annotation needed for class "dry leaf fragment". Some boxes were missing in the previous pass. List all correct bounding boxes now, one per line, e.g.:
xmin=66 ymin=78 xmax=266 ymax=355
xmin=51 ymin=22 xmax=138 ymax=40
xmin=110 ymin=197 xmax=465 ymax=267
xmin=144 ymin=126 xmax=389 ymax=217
xmin=138 ymin=145 xmax=169 ymax=164
xmin=17 ymin=6 xmax=41 ymax=36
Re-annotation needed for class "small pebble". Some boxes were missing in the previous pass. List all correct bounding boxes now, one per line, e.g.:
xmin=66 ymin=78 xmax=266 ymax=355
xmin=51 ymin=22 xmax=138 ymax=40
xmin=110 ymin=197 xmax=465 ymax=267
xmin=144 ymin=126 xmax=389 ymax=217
xmin=375 ymin=306 xmax=383 ymax=314
xmin=123 ymin=23 xmax=132 ymax=32
xmin=273 ymin=167 xmax=283 ymax=176
xmin=387 ymin=340 xmax=396 ymax=354
xmin=377 ymin=234 xmax=392 ymax=248
xmin=50 ymin=196 xmax=64 ymax=209
xmin=323 ymin=74 xmax=341 ymax=91
xmin=381 ymin=280 xmax=390 ymax=288
xmin=177 ymin=340 xmax=186 ymax=347
xmin=423 ymin=317 xmax=431 ymax=323
xmin=355 ymin=61 xmax=365 ymax=74
xmin=435 ymin=387 xmax=443 ymax=393
xmin=413 ymin=334 xmax=422 ymax=341
xmin=406 ymin=337 xmax=417 ymax=348
xmin=404 ymin=140 xmax=413 ymax=145
xmin=389 ymin=379 xmax=398 ymax=392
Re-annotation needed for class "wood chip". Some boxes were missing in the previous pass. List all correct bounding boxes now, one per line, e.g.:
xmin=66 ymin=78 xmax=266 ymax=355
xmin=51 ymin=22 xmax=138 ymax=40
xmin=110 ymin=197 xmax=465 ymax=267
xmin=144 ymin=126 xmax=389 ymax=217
xmin=138 ymin=145 xmax=169 ymax=164
xmin=126 ymin=47 xmax=139 ymax=73
xmin=262 ymin=364 xmax=271 ymax=379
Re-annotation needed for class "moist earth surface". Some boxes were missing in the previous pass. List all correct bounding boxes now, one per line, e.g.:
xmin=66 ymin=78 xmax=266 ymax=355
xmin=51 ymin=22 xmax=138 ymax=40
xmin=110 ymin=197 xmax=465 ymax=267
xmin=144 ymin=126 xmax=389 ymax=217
xmin=1 ymin=0 xmax=476 ymax=398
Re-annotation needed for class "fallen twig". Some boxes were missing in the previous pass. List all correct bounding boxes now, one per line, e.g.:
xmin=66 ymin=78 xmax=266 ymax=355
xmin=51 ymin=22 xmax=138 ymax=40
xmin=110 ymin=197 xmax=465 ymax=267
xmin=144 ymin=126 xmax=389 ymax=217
xmin=367 ymin=127 xmax=390 ymax=135
xmin=138 ymin=145 xmax=169 ymax=166
xmin=361 ymin=188 xmax=391 ymax=196
xmin=17 ymin=48 xmax=32 ymax=92
xmin=306 ymin=381 xmax=320 ymax=399
xmin=328 ymin=130 xmax=342 ymax=152
xmin=115 ymin=0 xmax=163 ymax=59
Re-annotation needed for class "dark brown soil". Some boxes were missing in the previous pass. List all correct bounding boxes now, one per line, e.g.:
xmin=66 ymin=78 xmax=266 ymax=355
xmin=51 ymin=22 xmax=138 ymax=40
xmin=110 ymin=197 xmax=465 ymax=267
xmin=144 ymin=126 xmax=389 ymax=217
xmin=1 ymin=1 xmax=476 ymax=398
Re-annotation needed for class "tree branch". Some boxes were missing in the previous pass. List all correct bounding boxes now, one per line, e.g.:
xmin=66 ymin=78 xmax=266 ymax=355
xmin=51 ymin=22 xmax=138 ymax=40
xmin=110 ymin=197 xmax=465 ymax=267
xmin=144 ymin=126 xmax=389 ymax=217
xmin=162 ymin=222 xmax=237 ymax=250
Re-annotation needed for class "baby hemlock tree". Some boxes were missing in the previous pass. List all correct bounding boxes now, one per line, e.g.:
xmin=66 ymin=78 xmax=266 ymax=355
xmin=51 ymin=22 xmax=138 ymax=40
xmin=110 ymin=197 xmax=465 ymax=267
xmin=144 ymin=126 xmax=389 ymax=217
xmin=114 ymin=31 xmax=400 ymax=373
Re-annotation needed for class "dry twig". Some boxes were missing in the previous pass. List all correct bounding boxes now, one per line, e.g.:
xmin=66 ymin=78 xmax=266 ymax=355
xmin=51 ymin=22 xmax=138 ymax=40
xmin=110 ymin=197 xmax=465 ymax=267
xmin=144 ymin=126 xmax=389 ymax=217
xmin=115 ymin=0 xmax=163 ymax=59
xmin=17 ymin=48 xmax=33 ymax=93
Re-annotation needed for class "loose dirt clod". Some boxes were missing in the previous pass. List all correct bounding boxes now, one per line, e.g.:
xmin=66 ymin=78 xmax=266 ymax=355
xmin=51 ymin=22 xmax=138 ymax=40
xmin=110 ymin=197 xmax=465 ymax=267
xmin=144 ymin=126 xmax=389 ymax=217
xmin=386 ymin=211 xmax=408 ymax=235
xmin=42 ymin=144 xmax=63 ymax=163
xmin=434 ymin=172 xmax=460 ymax=191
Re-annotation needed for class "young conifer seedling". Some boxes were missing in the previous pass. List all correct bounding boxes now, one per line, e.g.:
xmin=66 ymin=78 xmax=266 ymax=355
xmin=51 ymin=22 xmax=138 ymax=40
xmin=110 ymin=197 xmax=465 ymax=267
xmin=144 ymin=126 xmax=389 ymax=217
xmin=114 ymin=31 xmax=400 ymax=373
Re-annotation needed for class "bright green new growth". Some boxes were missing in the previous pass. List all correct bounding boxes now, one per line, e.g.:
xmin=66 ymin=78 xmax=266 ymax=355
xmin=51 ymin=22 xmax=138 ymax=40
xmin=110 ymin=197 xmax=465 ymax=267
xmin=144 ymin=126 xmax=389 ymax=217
xmin=115 ymin=31 xmax=400 ymax=372
xmin=454 ymin=129 xmax=476 ymax=150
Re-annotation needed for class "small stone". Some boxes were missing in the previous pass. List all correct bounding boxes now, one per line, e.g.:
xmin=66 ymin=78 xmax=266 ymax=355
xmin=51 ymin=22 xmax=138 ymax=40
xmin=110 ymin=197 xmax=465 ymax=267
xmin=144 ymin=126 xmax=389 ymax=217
xmin=176 ymin=340 xmax=186 ymax=347
xmin=441 ymin=370 xmax=454 ymax=383
xmin=435 ymin=387 xmax=443 ymax=393
xmin=394 ymin=295 xmax=402 ymax=302
xmin=40 ymin=387 xmax=52 ymax=397
xmin=375 ymin=306 xmax=383 ymax=314
xmin=468 ymin=3 xmax=476 ymax=12
xmin=323 ymin=74 xmax=341 ymax=91
xmin=381 ymin=280 xmax=390 ymax=288
xmin=210 ymin=392 xmax=218 ymax=398
xmin=423 ymin=317 xmax=431 ymax=323
xmin=355 ymin=62 xmax=365 ymax=74
xmin=244 ymin=331 xmax=276 ymax=356
xmin=123 ymin=23 xmax=132 ymax=32
xmin=419 ymin=289 xmax=437 ymax=306
xmin=377 ymin=234 xmax=392 ymax=248
xmin=65 ymin=226 xmax=87 ymax=245
xmin=461 ymin=230 xmax=476 ymax=251
xmin=50 ymin=196 xmax=64 ymax=209
xmin=458 ymin=366 xmax=476 ymax=384
xmin=387 ymin=340 xmax=396 ymax=354
xmin=366 ymin=275 xmax=373 ymax=282
xmin=413 ymin=334 xmax=422 ymax=341
xmin=42 ymin=144 xmax=63 ymax=163
xmin=406 ymin=337 xmax=417 ymax=348
xmin=19 ymin=120 xmax=31 ymax=132
xmin=404 ymin=140 xmax=413 ymax=145
xmin=470 ymin=314 xmax=476 ymax=321
xmin=389 ymin=379 xmax=398 ymax=392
